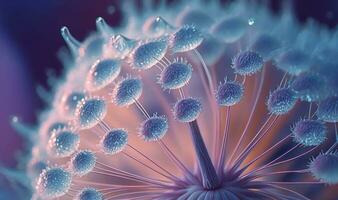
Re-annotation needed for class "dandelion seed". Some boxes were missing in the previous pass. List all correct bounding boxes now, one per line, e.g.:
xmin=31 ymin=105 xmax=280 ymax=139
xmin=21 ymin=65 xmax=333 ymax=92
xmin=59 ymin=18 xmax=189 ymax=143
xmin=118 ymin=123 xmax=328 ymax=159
xmin=75 ymin=97 xmax=107 ymax=129
xmin=267 ymin=87 xmax=297 ymax=115
xmin=310 ymin=153 xmax=338 ymax=184
xmin=75 ymin=188 xmax=103 ymax=200
xmin=86 ymin=59 xmax=121 ymax=91
xmin=112 ymin=77 xmax=143 ymax=106
xmin=100 ymin=129 xmax=128 ymax=154
xmin=216 ymin=80 xmax=244 ymax=106
xmin=48 ymin=130 xmax=80 ymax=157
xmin=36 ymin=167 xmax=72 ymax=198
xmin=292 ymin=119 xmax=327 ymax=146
xmin=173 ymin=98 xmax=202 ymax=122
xmin=170 ymin=25 xmax=203 ymax=52
xmin=70 ymin=150 xmax=96 ymax=176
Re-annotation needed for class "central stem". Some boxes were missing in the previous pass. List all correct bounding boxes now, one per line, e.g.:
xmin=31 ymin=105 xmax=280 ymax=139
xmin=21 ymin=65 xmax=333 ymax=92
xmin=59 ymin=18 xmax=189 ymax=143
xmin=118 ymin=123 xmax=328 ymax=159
xmin=189 ymin=120 xmax=220 ymax=189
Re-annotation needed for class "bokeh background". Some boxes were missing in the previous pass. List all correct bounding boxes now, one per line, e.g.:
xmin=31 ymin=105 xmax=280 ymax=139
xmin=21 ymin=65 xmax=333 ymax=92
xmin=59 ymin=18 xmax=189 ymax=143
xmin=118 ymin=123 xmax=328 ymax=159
xmin=0 ymin=0 xmax=337 ymax=197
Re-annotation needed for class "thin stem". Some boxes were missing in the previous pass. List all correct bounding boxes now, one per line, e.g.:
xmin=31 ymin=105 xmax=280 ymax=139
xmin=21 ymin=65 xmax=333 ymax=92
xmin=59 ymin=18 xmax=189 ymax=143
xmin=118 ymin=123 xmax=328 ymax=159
xmin=194 ymin=49 xmax=214 ymax=93
xmin=122 ymin=152 xmax=176 ymax=182
xmin=279 ymin=72 xmax=288 ymax=88
xmin=267 ymin=184 xmax=311 ymax=200
xmin=158 ymin=140 xmax=198 ymax=183
xmin=217 ymin=106 xmax=231 ymax=174
xmin=95 ymin=161 xmax=171 ymax=187
xmin=254 ymin=169 xmax=309 ymax=178
xmin=255 ymin=145 xmax=318 ymax=174
xmin=335 ymin=122 xmax=338 ymax=142
xmin=127 ymin=144 xmax=182 ymax=183
xmin=134 ymin=98 xmax=151 ymax=119
xmin=326 ymin=143 xmax=337 ymax=154
xmin=232 ymin=115 xmax=279 ymax=169
xmin=240 ymin=135 xmax=291 ymax=176
xmin=308 ymin=103 xmax=313 ymax=119
xmin=228 ymin=67 xmax=266 ymax=165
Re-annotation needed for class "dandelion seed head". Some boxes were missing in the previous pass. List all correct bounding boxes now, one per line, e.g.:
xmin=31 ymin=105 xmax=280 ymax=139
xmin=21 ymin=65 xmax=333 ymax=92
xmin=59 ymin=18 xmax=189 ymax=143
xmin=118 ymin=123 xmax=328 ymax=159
xmin=130 ymin=40 xmax=167 ymax=70
xmin=71 ymin=150 xmax=96 ymax=176
xmin=174 ymin=97 xmax=202 ymax=122
xmin=112 ymin=76 xmax=143 ymax=106
xmin=86 ymin=59 xmax=121 ymax=91
xmin=100 ymin=129 xmax=128 ymax=155
xmin=48 ymin=130 xmax=80 ymax=158
xmin=310 ymin=153 xmax=338 ymax=184
xmin=139 ymin=115 xmax=168 ymax=141
xmin=75 ymin=188 xmax=103 ymax=200
xmin=267 ymin=87 xmax=297 ymax=115
xmin=36 ymin=167 xmax=72 ymax=198
xmin=159 ymin=58 xmax=192 ymax=90
xmin=232 ymin=51 xmax=264 ymax=75
xmin=170 ymin=25 xmax=203 ymax=52
xmin=75 ymin=97 xmax=107 ymax=129
xmin=292 ymin=119 xmax=327 ymax=146
xmin=216 ymin=81 xmax=244 ymax=106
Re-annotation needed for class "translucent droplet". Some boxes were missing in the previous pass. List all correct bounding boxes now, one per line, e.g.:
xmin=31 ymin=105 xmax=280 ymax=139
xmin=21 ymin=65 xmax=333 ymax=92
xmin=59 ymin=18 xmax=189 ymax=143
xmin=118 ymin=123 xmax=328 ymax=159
xmin=248 ymin=18 xmax=255 ymax=26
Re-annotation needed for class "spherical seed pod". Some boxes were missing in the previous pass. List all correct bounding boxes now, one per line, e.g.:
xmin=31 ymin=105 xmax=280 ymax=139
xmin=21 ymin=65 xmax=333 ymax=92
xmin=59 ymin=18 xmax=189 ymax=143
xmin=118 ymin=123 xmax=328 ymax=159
xmin=232 ymin=51 xmax=264 ymax=75
xmin=267 ymin=88 xmax=297 ymax=115
xmin=139 ymin=115 xmax=168 ymax=141
xmin=36 ymin=167 xmax=72 ymax=198
xmin=176 ymin=10 xmax=214 ymax=31
xmin=101 ymin=129 xmax=128 ymax=155
xmin=250 ymin=34 xmax=281 ymax=60
xmin=170 ymin=25 xmax=203 ymax=53
xmin=291 ymin=73 xmax=328 ymax=102
xmin=292 ymin=119 xmax=327 ymax=146
xmin=276 ymin=49 xmax=311 ymax=75
xmin=75 ymin=97 xmax=107 ymax=129
xmin=130 ymin=40 xmax=167 ymax=70
xmin=86 ymin=59 xmax=121 ymax=91
xmin=61 ymin=91 xmax=85 ymax=116
xmin=216 ymin=81 xmax=244 ymax=106
xmin=310 ymin=153 xmax=338 ymax=184
xmin=75 ymin=188 xmax=103 ymax=200
xmin=143 ymin=16 xmax=173 ymax=37
xmin=173 ymin=98 xmax=202 ymax=122
xmin=70 ymin=150 xmax=96 ymax=176
xmin=316 ymin=96 xmax=338 ymax=122
xmin=76 ymin=188 xmax=102 ymax=200
xmin=48 ymin=130 xmax=80 ymax=157
xmin=113 ymin=77 xmax=143 ymax=106
xmin=159 ymin=58 xmax=192 ymax=90
xmin=212 ymin=17 xmax=247 ymax=43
